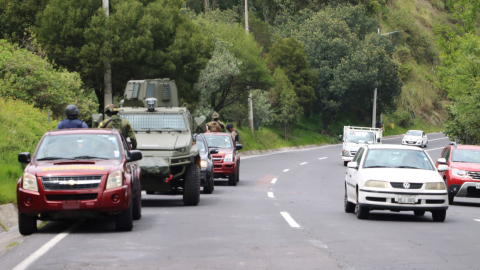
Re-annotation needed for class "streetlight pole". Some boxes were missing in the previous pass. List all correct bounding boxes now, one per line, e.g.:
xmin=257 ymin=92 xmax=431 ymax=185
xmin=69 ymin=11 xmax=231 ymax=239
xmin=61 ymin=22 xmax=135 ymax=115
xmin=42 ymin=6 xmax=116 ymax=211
xmin=102 ymin=0 xmax=112 ymax=111
xmin=245 ymin=0 xmax=254 ymax=134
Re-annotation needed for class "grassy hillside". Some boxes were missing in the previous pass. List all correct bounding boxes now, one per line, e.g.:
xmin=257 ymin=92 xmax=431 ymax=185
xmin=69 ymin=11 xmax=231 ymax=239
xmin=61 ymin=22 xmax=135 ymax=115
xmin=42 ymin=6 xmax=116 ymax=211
xmin=0 ymin=98 xmax=58 ymax=204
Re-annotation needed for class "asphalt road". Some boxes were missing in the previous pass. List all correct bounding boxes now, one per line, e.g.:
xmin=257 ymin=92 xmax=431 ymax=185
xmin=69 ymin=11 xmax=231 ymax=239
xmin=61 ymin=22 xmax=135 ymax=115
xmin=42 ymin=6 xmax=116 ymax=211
xmin=2 ymin=133 xmax=479 ymax=270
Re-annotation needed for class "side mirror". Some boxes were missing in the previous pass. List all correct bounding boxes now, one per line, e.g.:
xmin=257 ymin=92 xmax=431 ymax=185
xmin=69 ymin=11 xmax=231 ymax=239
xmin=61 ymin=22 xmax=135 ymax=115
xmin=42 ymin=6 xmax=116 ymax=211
xmin=377 ymin=138 xmax=381 ymax=143
xmin=347 ymin=162 xmax=358 ymax=169
xmin=18 ymin=152 xmax=31 ymax=164
xmin=127 ymin=150 xmax=142 ymax=162
xmin=209 ymin=148 xmax=219 ymax=154
xmin=437 ymin=158 xmax=447 ymax=164
xmin=339 ymin=135 xmax=343 ymax=141
xmin=437 ymin=165 xmax=449 ymax=172
xmin=235 ymin=144 xmax=243 ymax=150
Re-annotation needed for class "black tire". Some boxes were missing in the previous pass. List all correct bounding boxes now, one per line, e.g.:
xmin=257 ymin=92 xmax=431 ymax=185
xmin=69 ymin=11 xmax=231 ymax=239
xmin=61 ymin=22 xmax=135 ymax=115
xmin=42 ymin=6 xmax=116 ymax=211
xmin=356 ymin=192 xmax=369 ymax=219
xmin=116 ymin=193 xmax=133 ymax=231
xmin=344 ymin=188 xmax=355 ymax=213
xmin=414 ymin=210 xmax=425 ymax=216
xmin=183 ymin=163 xmax=201 ymax=206
xmin=18 ymin=213 xmax=37 ymax=235
xmin=448 ymin=194 xmax=454 ymax=205
xmin=432 ymin=210 xmax=446 ymax=222
xmin=146 ymin=191 xmax=155 ymax=195
xmin=228 ymin=173 xmax=237 ymax=186
xmin=132 ymin=179 xmax=142 ymax=220
xmin=236 ymin=162 xmax=240 ymax=182
xmin=344 ymin=161 xmax=348 ymax=167
xmin=203 ymin=173 xmax=214 ymax=194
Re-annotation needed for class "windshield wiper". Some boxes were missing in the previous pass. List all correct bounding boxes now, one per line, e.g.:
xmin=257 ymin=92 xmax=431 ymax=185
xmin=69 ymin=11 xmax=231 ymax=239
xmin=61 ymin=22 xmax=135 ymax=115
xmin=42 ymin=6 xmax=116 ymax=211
xmin=364 ymin=166 xmax=388 ymax=168
xmin=72 ymin=156 xmax=110 ymax=160
xmin=37 ymin=157 xmax=75 ymax=161
xmin=395 ymin=166 xmax=421 ymax=169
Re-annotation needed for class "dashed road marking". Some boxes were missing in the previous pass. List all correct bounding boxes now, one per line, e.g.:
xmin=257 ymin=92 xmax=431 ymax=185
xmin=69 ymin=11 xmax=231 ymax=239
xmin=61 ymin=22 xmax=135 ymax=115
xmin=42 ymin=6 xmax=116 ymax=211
xmin=280 ymin=212 xmax=300 ymax=228
xmin=429 ymin=137 xmax=450 ymax=142
xmin=300 ymin=162 xmax=307 ymax=165
xmin=271 ymin=178 xmax=278 ymax=184
xmin=310 ymin=240 xmax=328 ymax=249
xmin=426 ymin=147 xmax=444 ymax=152
xmin=474 ymin=219 xmax=480 ymax=222
xmin=283 ymin=169 xmax=289 ymax=172
xmin=319 ymin=157 xmax=327 ymax=160
xmin=268 ymin=192 xmax=274 ymax=198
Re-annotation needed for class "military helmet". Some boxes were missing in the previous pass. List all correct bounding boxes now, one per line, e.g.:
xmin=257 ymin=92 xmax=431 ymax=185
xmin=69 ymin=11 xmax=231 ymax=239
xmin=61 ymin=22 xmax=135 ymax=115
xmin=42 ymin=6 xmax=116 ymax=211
xmin=226 ymin=123 xmax=234 ymax=130
xmin=104 ymin=104 xmax=120 ymax=114
xmin=65 ymin=104 xmax=79 ymax=117
xmin=212 ymin=112 xmax=219 ymax=119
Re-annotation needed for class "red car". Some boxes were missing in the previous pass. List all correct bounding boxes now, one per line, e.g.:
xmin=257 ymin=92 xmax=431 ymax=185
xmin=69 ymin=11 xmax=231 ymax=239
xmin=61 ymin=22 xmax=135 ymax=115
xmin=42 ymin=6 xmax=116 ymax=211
xmin=436 ymin=143 xmax=480 ymax=204
xmin=203 ymin=133 xmax=242 ymax=186
xmin=17 ymin=129 xmax=142 ymax=235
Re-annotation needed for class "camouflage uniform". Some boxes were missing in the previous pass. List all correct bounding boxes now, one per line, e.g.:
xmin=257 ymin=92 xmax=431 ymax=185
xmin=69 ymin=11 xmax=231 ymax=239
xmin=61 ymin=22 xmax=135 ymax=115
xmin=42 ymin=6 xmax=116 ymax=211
xmin=207 ymin=112 xmax=225 ymax=132
xmin=98 ymin=105 xmax=137 ymax=150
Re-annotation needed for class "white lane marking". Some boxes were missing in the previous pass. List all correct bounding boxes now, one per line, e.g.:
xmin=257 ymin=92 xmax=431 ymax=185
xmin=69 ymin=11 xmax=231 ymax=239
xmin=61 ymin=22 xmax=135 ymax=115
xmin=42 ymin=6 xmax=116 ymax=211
xmin=271 ymin=178 xmax=278 ymax=184
xmin=319 ymin=157 xmax=327 ymax=160
xmin=474 ymin=219 xmax=480 ymax=222
xmin=13 ymin=221 xmax=83 ymax=270
xmin=283 ymin=169 xmax=289 ymax=172
xmin=300 ymin=162 xmax=307 ymax=165
xmin=280 ymin=212 xmax=300 ymax=228
xmin=268 ymin=192 xmax=274 ymax=198
xmin=429 ymin=137 xmax=450 ymax=142
xmin=426 ymin=147 xmax=444 ymax=152
xmin=310 ymin=240 xmax=328 ymax=249
xmin=241 ymin=144 xmax=340 ymax=160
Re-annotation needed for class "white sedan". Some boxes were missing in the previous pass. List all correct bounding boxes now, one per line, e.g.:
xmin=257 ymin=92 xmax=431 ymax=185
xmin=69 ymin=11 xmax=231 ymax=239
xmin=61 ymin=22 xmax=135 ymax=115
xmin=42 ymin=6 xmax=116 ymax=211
xmin=402 ymin=130 xmax=428 ymax=147
xmin=344 ymin=144 xmax=449 ymax=221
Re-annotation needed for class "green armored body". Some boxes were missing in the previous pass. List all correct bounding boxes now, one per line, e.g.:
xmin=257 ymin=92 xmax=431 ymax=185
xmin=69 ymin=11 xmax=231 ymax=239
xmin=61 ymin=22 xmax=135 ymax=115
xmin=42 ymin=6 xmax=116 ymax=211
xmin=115 ymin=78 xmax=206 ymax=205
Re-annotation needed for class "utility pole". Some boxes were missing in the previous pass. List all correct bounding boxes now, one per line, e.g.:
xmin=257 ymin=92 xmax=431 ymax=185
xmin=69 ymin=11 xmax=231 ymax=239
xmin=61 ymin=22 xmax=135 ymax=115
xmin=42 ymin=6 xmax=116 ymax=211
xmin=103 ymin=0 xmax=112 ymax=110
xmin=245 ymin=0 xmax=254 ymax=134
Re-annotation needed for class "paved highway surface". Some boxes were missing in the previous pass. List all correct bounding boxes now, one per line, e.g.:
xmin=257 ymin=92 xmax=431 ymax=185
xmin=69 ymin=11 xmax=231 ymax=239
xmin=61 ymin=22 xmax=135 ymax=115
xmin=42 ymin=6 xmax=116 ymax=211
xmin=2 ymin=133 xmax=479 ymax=269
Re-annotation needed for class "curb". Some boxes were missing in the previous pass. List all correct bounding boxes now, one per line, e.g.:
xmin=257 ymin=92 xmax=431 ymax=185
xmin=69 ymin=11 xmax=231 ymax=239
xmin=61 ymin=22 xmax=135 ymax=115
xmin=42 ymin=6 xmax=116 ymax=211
xmin=0 ymin=204 xmax=18 ymax=233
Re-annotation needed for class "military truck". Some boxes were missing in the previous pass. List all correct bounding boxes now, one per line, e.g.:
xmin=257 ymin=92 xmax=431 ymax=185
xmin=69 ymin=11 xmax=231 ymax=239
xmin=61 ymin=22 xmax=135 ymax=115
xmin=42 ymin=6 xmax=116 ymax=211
xmin=117 ymin=78 xmax=206 ymax=205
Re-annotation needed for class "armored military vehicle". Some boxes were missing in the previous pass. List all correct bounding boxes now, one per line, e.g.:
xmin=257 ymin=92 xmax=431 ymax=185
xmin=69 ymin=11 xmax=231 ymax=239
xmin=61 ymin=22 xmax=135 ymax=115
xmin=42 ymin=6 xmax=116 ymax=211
xmin=118 ymin=78 xmax=206 ymax=205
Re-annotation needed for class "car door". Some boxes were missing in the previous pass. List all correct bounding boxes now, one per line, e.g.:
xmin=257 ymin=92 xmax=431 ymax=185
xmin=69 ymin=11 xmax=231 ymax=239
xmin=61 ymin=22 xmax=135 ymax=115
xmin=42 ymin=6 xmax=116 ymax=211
xmin=346 ymin=147 xmax=364 ymax=200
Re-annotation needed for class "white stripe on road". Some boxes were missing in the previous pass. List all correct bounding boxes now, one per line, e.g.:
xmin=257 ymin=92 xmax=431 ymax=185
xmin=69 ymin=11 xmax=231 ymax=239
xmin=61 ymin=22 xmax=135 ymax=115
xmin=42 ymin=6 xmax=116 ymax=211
xmin=429 ymin=137 xmax=450 ymax=142
xmin=280 ymin=212 xmax=300 ymax=228
xmin=283 ymin=169 xmax=289 ymax=172
xmin=271 ymin=178 xmax=278 ymax=184
xmin=241 ymin=144 xmax=339 ymax=160
xmin=310 ymin=240 xmax=328 ymax=249
xmin=319 ymin=157 xmax=327 ymax=160
xmin=426 ymin=147 xmax=444 ymax=152
xmin=474 ymin=219 xmax=480 ymax=222
xmin=300 ymin=162 xmax=307 ymax=165
xmin=13 ymin=221 xmax=83 ymax=270
xmin=268 ymin=192 xmax=274 ymax=198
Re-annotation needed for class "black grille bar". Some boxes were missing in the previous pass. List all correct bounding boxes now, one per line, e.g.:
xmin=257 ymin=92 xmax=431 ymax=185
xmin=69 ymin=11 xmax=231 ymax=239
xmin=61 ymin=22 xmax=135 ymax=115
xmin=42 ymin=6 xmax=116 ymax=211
xmin=390 ymin=182 xmax=423 ymax=189
xmin=46 ymin=194 xmax=98 ymax=201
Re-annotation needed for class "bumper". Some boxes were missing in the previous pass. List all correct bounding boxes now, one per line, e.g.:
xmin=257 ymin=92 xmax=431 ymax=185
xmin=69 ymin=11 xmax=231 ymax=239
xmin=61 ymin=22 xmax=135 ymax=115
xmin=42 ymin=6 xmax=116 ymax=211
xmin=213 ymin=162 xmax=235 ymax=175
xmin=402 ymin=141 xmax=422 ymax=146
xmin=17 ymin=186 xmax=130 ymax=217
xmin=342 ymin=156 xmax=354 ymax=162
xmin=358 ymin=189 xmax=448 ymax=211
xmin=452 ymin=182 xmax=480 ymax=198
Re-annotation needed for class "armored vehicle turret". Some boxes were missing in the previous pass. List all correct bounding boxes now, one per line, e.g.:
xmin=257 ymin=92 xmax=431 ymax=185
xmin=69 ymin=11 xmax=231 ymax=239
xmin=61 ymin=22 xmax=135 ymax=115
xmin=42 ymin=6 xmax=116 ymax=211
xmin=116 ymin=78 xmax=206 ymax=205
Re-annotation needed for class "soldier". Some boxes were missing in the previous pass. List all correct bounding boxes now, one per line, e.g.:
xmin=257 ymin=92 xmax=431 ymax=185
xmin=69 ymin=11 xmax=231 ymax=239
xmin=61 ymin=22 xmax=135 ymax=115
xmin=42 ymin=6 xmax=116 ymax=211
xmin=98 ymin=104 xmax=137 ymax=150
xmin=207 ymin=112 xmax=225 ymax=132
xmin=226 ymin=123 xmax=239 ymax=144
xmin=57 ymin=105 xmax=88 ymax=129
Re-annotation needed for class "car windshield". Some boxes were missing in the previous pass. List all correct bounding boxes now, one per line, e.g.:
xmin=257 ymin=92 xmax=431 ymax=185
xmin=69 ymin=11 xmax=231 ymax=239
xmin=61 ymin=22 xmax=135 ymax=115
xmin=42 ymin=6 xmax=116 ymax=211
xmin=196 ymin=137 xmax=207 ymax=154
xmin=346 ymin=131 xmax=375 ymax=144
xmin=204 ymin=134 xmax=232 ymax=149
xmin=406 ymin=131 xmax=422 ymax=136
xmin=120 ymin=113 xmax=187 ymax=131
xmin=363 ymin=149 xmax=434 ymax=170
xmin=35 ymin=134 xmax=122 ymax=160
xmin=451 ymin=149 xmax=480 ymax=163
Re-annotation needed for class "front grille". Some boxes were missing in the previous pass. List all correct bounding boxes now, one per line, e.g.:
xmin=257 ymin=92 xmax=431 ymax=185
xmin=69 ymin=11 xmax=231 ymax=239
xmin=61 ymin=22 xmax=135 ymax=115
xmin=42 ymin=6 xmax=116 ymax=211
xmin=426 ymin=200 xmax=445 ymax=204
xmin=466 ymin=187 xmax=480 ymax=198
xmin=467 ymin=171 xmax=480 ymax=180
xmin=350 ymin=151 xmax=357 ymax=156
xmin=390 ymin=182 xmax=423 ymax=189
xmin=366 ymin=197 xmax=386 ymax=202
xmin=42 ymin=176 xmax=102 ymax=190
xmin=46 ymin=194 xmax=98 ymax=201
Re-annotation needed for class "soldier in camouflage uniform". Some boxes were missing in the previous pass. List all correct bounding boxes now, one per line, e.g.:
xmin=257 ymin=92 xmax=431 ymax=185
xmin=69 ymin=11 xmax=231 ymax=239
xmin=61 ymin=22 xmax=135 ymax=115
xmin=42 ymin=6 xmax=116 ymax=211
xmin=207 ymin=112 xmax=225 ymax=132
xmin=98 ymin=104 xmax=137 ymax=150
xmin=226 ymin=123 xmax=239 ymax=144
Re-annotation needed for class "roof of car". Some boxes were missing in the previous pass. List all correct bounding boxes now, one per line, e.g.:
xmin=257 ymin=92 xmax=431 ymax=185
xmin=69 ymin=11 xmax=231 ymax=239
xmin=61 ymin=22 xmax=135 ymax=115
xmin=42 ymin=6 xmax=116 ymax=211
xmin=46 ymin=128 xmax=120 ymax=135
xmin=366 ymin=144 xmax=423 ymax=150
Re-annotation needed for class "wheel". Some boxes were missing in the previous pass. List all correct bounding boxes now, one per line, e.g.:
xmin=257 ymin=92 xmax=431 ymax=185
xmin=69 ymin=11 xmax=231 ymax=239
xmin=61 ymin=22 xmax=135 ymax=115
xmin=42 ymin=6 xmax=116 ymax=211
xmin=236 ymin=162 xmax=240 ymax=182
xmin=344 ymin=188 xmax=355 ymax=213
xmin=116 ymin=193 xmax=133 ymax=231
xmin=183 ymin=163 xmax=201 ymax=206
xmin=146 ymin=191 xmax=155 ymax=195
xmin=132 ymin=179 xmax=142 ymax=220
xmin=448 ymin=193 xmax=454 ymax=205
xmin=203 ymin=173 xmax=214 ymax=194
xmin=228 ymin=173 xmax=237 ymax=186
xmin=432 ymin=210 xmax=446 ymax=222
xmin=414 ymin=210 xmax=425 ymax=216
xmin=18 ymin=213 xmax=37 ymax=235
xmin=344 ymin=161 xmax=348 ymax=166
xmin=356 ymin=192 xmax=369 ymax=219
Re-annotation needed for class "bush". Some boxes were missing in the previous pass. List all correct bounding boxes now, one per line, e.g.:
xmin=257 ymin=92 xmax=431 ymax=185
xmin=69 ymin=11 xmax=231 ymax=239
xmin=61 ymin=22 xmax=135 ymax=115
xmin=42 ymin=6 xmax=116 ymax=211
xmin=392 ymin=111 xmax=412 ymax=128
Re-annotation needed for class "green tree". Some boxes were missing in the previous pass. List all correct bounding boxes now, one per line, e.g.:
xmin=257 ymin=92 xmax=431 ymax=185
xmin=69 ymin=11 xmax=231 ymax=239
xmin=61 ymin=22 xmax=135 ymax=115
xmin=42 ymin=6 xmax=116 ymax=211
xmin=0 ymin=0 xmax=46 ymax=44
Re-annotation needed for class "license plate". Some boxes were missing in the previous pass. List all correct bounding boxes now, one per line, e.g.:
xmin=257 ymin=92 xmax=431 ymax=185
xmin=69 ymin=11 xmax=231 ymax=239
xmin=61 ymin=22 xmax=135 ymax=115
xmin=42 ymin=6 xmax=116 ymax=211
xmin=398 ymin=195 xmax=416 ymax=204
xmin=63 ymin=201 xmax=80 ymax=210
xmin=476 ymin=183 xmax=480 ymax=189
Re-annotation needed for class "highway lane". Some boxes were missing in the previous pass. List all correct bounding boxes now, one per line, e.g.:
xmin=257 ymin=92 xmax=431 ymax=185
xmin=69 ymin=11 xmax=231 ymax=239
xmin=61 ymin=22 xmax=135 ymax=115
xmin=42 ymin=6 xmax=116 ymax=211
xmin=2 ymin=133 xmax=479 ymax=269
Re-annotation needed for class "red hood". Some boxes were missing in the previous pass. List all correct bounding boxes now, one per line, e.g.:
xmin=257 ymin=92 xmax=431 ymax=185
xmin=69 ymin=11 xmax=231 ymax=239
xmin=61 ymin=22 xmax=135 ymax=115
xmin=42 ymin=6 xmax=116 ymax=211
xmin=212 ymin=148 xmax=233 ymax=156
xmin=450 ymin=162 xmax=480 ymax=172
xmin=27 ymin=160 xmax=123 ymax=177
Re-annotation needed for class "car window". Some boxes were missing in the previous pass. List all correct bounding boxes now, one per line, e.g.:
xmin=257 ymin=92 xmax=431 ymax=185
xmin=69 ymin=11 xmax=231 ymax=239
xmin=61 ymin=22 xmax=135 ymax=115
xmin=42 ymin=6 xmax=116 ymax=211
xmin=451 ymin=149 xmax=480 ymax=163
xmin=203 ymin=135 xmax=232 ymax=149
xmin=356 ymin=148 xmax=365 ymax=164
xmin=363 ymin=149 xmax=434 ymax=170
xmin=353 ymin=148 xmax=364 ymax=163
xmin=196 ymin=137 xmax=207 ymax=154
xmin=442 ymin=148 xmax=451 ymax=162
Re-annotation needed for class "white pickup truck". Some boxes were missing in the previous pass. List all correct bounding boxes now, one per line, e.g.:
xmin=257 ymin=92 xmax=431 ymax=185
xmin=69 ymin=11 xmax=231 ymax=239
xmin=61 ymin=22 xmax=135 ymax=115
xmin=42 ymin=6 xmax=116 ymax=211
xmin=340 ymin=126 xmax=383 ymax=166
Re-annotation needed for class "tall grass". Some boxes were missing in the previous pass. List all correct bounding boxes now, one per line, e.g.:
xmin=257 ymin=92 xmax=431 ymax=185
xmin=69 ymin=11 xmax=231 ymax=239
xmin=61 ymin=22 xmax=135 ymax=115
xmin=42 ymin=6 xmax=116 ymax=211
xmin=0 ymin=98 xmax=58 ymax=204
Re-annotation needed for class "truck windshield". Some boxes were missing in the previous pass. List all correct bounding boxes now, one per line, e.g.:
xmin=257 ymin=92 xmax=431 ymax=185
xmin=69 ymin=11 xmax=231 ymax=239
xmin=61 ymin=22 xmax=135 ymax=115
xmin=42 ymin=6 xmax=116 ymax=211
xmin=35 ymin=134 xmax=122 ymax=160
xmin=204 ymin=135 xmax=232 ymax=149
xmin=346 ymin=131 xmax=375 ymax=144
xmin=120 ymin=113 xmax=187 ymax=131
xmin=363 ymin=149 xmax=434 ymax=170
xmin=451 ymin=149 xmax=480 ymax=163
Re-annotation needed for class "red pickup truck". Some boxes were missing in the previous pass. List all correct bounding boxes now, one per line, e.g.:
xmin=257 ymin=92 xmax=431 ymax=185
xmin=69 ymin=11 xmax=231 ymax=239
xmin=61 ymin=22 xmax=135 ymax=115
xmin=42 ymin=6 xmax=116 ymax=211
xmin=17 ymin=129 xmax=142 ymax=235
xmin=203 ymin=133 xmax=242 ymax=186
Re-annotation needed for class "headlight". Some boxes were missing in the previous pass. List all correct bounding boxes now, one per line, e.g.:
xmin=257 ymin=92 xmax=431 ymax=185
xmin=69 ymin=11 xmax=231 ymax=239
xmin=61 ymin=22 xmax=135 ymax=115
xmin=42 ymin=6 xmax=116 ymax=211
xmin=22 ymin=172 xmax=38 ymax=191
xmin=224 ymin=154 xmax=233 ymax=162
xmin=342 ymin=150 xmax=350 ymax=156
xmin=364 ymin=180 xmax=387 ymax=188
xmin=106 ymin=170 xmax=123 ymax=189
xmin=452 ymin=169 xmax=468 ymax=177
xmin=176 ymin=147 xmax=186 ymax=153
xmin=200 ymin=160 xmax=208 ymax=168
xmin=425 ymin=182 xmax=446 ymax=190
